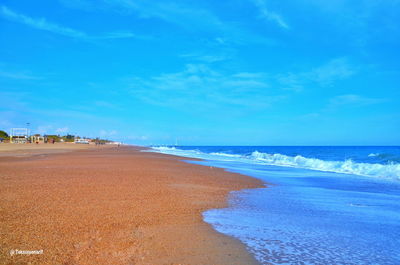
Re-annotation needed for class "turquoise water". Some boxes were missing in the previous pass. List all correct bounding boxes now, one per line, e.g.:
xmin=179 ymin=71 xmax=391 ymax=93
xmin=149 ymin=146 xmax=400 ymax=264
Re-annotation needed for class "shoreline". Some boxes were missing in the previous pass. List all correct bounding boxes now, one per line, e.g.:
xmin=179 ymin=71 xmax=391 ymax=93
xmin=0 ymin=144 xmax=264 ymax=264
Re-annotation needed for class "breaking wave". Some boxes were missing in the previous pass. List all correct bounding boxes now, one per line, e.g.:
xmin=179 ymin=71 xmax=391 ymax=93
xmin=149 ymin=147 xmax=400 ymax=179
xmin=250 ymin=151 xmax=400 ymax=179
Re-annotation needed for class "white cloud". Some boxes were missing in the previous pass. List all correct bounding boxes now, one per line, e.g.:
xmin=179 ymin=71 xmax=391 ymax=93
xmin=36 ymin=125 xmax=53 ymax=135
xmin=277 ymin=57 xmax=355 ymax=90
xmin=0 ymin=5 xmax=138 ymax=40
xmin=126 ymin=58 xmax=355 ymax=111
xmin=233 ymin=72 xmax=266 ymax=79
xmin=180 ymin=53 xmax=229 ymax=63
xmin=126 ymin=135 xmax=148 ymax=140
xmin=127 ymin=64 xmax=282 ymax=109
xmin=298 ymin=94 xmax=387 ymax=120
xmin=277 ymin=73 xmax=304 ymax=91
xmin=56 ymin=127 xmax=69 ymax=133
xmin=59 ymin=0 xmax=275 ymax=45
xmin=104 ymin=0 xmax=225 ymax=31
xmin=95 ymin=31 xmax=140 ymax=40
xmin=0 ymin=6 xmax=87 ymax=38
xmin=308 ymin=58 xmax=355 ymax=85
xmin=99 ymin=130 xmax=117 ymax=137
xmin=251 ymin=0 xmax=289 ymax=29
xmin=328 ymin=94 xmax=386 ymax=108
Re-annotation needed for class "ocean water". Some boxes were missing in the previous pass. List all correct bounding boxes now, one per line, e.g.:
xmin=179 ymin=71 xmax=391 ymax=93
xmin=148 ymin=146 xmax=400 ymax=264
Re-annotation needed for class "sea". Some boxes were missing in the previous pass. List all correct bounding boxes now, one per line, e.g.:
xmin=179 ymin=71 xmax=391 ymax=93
xmin=147 ymin=146 xmax=400 ymax=265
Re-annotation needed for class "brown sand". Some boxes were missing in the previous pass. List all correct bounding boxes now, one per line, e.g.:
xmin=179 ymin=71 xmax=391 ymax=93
xmin=0 ymin=143 xmax=101 ymax=157
xmin=0 ymin=145 xmax=264 ymax=265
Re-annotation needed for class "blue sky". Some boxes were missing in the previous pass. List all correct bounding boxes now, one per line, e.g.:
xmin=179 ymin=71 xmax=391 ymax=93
xmin=0 ymin=0 xmax=399 ymax=145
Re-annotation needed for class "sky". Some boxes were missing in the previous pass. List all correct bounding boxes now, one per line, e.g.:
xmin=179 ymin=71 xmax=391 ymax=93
xmin=0 ymin=0 xmax=399 ymax=145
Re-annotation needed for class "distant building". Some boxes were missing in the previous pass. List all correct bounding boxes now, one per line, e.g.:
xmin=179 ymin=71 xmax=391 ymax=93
xmin=31 ymin=135 xmax=46 ymax=144
xmin=74 ymin=138 xmax=90 ymax=144
xmin=106 ymin=141 xmax=122 ymax=145
xmin=10 ymin=128 xmax=29 ymax=144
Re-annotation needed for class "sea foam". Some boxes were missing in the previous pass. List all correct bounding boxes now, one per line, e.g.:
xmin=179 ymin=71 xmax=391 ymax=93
xmin=250 ymin=151 xmax=400 ymax=179
xmin=149 ymin=147 xmax=400 ymax=180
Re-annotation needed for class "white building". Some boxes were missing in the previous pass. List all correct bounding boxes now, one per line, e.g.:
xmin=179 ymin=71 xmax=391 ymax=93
xmin=10 ymin=128 xmax=29 ymax=144
xmin=74 ymin=138 xmax=90 ymax=144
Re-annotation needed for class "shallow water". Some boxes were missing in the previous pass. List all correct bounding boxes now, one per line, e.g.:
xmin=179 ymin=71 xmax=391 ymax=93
xmin=197 ymin=161 xmax=400 ymax=264
xmin=148 ymin=146 xmax=400 ymax=264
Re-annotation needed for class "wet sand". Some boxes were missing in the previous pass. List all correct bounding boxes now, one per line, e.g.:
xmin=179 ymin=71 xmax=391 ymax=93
xmin=0 ymin=145 xmax=263 ymax=264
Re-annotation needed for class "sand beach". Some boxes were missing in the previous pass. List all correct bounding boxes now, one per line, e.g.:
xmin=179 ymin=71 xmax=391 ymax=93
xmin=0 ymin=144 xmax=263 ymax=264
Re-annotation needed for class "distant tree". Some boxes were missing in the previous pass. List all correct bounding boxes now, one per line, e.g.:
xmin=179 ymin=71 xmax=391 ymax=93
xmin=62 ymin=134 xmax=75 ymax=142
xmin=45 ymin=135 xmax=61 ymax=142
xmin=65 ymin=134 xmax=74 ymax=140
xmin=0 ymin=130 xmax=9 ymax=139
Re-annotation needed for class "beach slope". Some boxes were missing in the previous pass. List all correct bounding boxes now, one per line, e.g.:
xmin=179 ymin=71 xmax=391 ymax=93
xmin=0 ymin=145 xmax=262 ymax=264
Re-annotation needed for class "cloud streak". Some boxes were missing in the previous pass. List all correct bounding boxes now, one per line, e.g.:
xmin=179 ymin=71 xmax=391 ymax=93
xmin=125 ymin=58 xmax=356 ymax=111
xmin=277 ymin=57 xmax=355 ymax=91
xmin=127 ymin=64 xmax=283 ymax=110
xmin=58 ymin=0 xmax=276 ymax=45
xmin=114 ymin=0 xmax=223 ymax=30
xmin=252 ymin=0 xmax=289 ymax=29
xmin=327 ymin=94 xmax=387 ymax=109
xmin=56 ymin=127 xmax=69 ymax=133
xmin=0 ymin=5 xmax=138 ymax=40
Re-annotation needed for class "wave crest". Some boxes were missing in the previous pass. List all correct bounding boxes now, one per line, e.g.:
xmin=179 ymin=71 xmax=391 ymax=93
xmin=251 ymin=151 xmax=400 ymax=179
xmin=149 ymin=147 xmax=400 ymax=179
